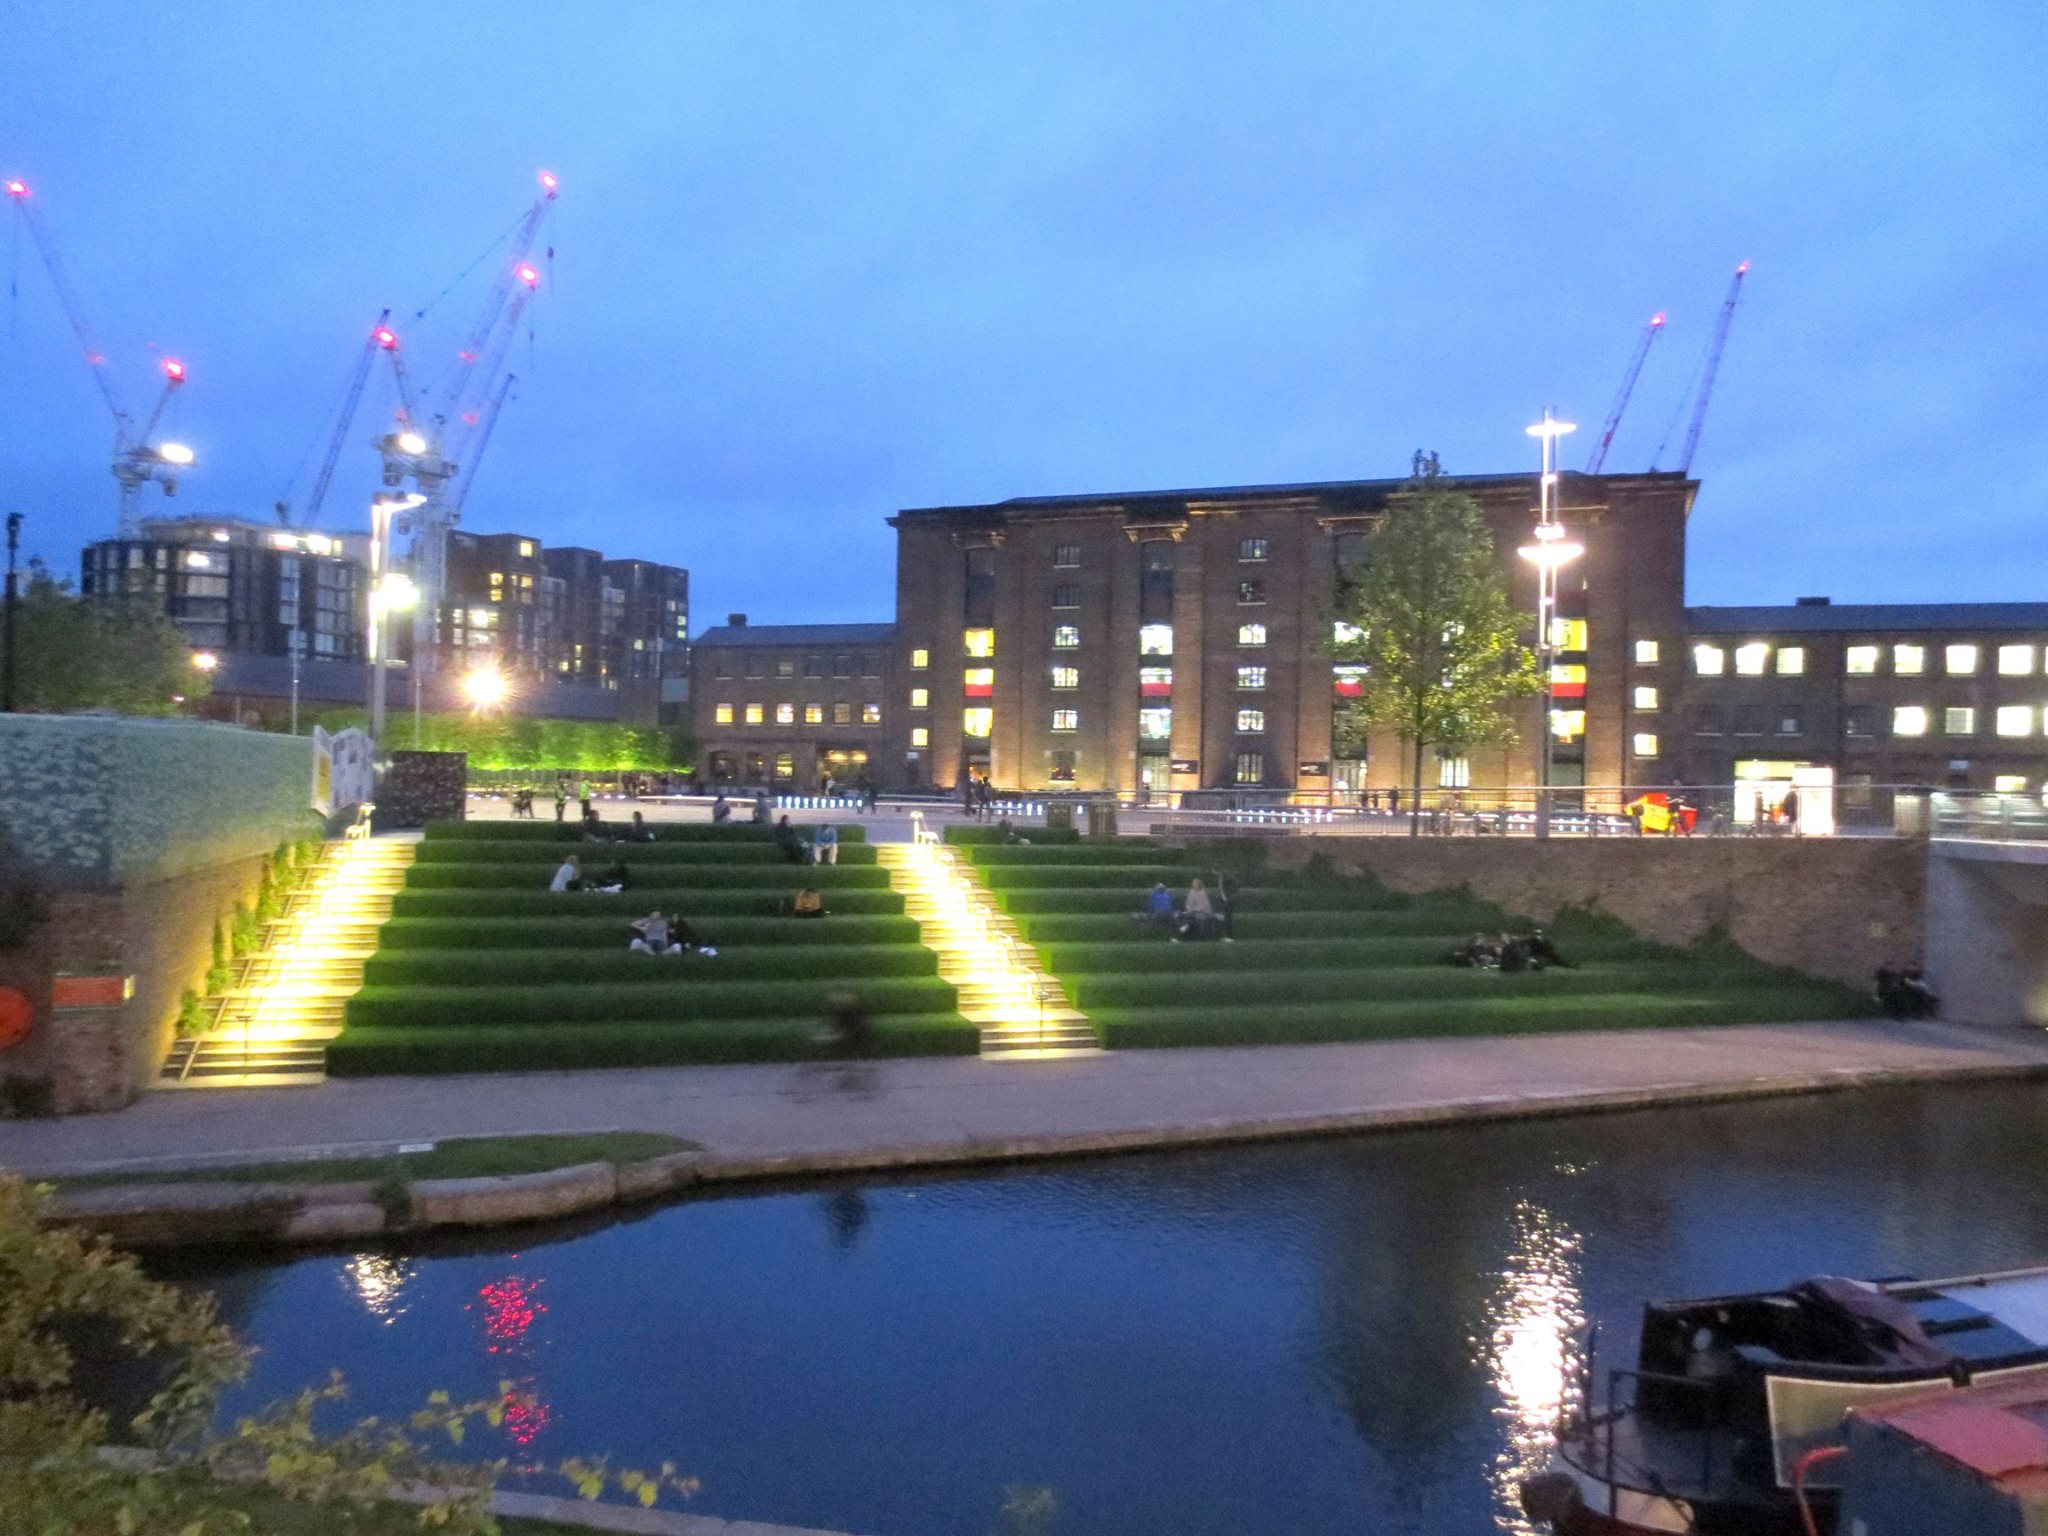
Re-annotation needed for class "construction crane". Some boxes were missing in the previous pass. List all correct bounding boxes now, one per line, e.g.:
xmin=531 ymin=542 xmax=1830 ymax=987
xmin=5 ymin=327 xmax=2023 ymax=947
xmin=5 ymin=176 xmax=194 ymax=536
xmin=1584 ymin=311 xmax=1665 ymax=473
xmin=449 ymin=372 xmax=517 ymax=517
xmin=1652 ymin=262 xmax=1751 ymax=475
xmin=275 ymin=309 xmax=393 ymax=526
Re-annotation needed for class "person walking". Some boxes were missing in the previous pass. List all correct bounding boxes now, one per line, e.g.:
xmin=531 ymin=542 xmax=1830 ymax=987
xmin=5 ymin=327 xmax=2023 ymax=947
xmin=577 ymin=777 xmax=593 ymax=820
xmin=1211 ymin=869 xmax=1239 ymax=942
xmin=1781 ymin=787 xmax=1801 ymax=836
xmin=752 ymin=789 xmax=772 ymax=825
xmin=553 ymin=782 xmax=567 ymax=823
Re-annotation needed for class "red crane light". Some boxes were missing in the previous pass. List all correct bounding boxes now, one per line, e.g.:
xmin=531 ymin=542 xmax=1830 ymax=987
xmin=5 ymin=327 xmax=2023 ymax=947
xmin=516 ymin=263 xmax=539 ymax=286
xmin=4 ymin=179 xmax=26 ymax=198
xmin=538 ymin=170 xmax=559 ymax=194
xmin=1650 ymin=312 xmax=1666 ymax=327
xmin=161 ymin=357 xmax=186 ymax=381
xmin=1736 ymin=260 xmax=1751 ymax=274
xmin=374 ymin=326 xmax=398 ymax=350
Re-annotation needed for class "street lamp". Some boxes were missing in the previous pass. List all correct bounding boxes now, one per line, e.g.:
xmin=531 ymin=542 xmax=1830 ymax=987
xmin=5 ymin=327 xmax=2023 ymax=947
xmin=367 ymin=491 xmax=425 ymax=747
xmin=462 ymin=663 xmax=509 ymax=712
xmin=1521 ymin=410 xmax=1580 ymax=839
xmin=190 ymin=650 xmax=218 ymax=673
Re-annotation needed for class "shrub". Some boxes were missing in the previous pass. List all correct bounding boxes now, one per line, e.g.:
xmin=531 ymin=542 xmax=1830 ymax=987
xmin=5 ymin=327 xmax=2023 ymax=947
xmin=0 ymin=1074 xmax=56 ymax=1118
xmin=206 ymin=919 xmax=231 ymax=994
xmin=176 ymin=988 xmax=213 ymax=1036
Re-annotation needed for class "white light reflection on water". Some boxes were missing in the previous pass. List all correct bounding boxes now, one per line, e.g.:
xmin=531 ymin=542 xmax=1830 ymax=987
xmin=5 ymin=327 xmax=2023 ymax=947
xmin=342 ymin=1255 xmax=416 ymax=1324
xmin=1479 ymin=1197 xmax=1587 ymax=1533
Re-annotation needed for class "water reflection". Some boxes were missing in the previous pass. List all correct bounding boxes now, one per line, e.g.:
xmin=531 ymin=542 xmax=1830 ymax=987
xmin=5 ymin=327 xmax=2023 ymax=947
xmin=1479 ymin=1198 xmax=1586 ymax=1533
xmin=467 ymin=1268 xmax=552 ymax=1449
xmin=342 ymin=1254 xmax=415 ymax=1323
xmin=821 ymin=1189 xmax=871 ymax=1251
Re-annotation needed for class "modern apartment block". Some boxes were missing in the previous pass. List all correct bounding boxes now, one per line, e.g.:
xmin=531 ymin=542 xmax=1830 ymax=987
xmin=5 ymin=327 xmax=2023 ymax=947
xmin=688 ymin=617 xmax=896 ymax=788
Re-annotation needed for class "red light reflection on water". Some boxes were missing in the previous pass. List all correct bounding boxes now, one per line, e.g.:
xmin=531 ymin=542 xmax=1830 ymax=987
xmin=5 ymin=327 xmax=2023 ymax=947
xmin=467 ymin=1267 xmax=553 ymax=1450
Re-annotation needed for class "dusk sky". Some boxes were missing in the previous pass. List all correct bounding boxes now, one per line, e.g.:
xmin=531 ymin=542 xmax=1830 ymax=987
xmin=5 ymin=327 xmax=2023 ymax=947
xmin=4 ymin=4 xmax=2043 ymax=626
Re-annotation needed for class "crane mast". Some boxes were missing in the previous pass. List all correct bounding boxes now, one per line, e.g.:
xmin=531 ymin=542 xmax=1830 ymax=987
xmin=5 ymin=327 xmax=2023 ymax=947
xmin=278 ymin=310 xmax=392 ymax=526
xmin=1584 ymin=312 xmax=1665 ymax=473
xmin=1675 ymin=262 xmax=1749 ymax=475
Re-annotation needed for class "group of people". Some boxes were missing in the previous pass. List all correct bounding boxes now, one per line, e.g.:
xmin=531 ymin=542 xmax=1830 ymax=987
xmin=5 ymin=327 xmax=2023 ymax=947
xmin=1139 ymin=875 xmax=1239 ymax=942
xmin=1875 ymin=964 xmax=1938 ymax=1019
xmin=960 ymin=777 xmax=1000 ymax=820
xmin=1444 ymin=930 xmax=1574 ymax=972
xmin=549 ymin=855 xmax=633 ymax=895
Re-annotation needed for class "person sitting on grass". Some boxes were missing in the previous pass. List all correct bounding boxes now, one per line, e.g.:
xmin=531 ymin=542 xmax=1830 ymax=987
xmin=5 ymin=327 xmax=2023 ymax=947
xmin=1446 ymin=933 xmax=1498 ymax=968
xmin=1173 ymin=878 xmax=1218 ymax=942
xmin=1496 ymin=934 xmax=1537 ymax=973
xmin=549 ymin=855 xmax=582 ymax=892
xmin=774 ymin=814 xmax=809 ymax=865
xmin=712 ymin=790 xmax=732 ymax=824
xmin=1138 ymin=882 xmax=1176 ymax=932
xmin=592 ymin=861 xmax=630 ymax=894
xmin=1525 ymin=927 xmax=1573 ymax=969
xmin=628 ymin=910 xmax=685 ymax=956
xmin=752 ymin=789 xmax=773 ymax=825
xmin=811 ymin=822 xmax=840 ymax=865
xmin=628 ymin=810 xmax=656 ymax=842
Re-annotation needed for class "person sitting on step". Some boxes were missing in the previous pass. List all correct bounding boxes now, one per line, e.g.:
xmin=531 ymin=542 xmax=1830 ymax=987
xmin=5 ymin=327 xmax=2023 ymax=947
xmin=629 ymin=910 xmax=685 ymax=956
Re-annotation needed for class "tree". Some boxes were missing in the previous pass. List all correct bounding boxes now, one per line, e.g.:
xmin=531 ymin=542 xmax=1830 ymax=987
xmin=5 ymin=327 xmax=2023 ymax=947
xmin=0 ymin=562 xmax=209 ymax=716
xmin=1332 ymin=457 xmax=1541 ymax=835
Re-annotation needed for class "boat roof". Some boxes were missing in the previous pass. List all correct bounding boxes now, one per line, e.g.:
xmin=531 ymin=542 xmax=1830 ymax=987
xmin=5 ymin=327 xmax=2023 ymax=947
xmin=1886 ymin=1267 xmax=2048 ymax=1360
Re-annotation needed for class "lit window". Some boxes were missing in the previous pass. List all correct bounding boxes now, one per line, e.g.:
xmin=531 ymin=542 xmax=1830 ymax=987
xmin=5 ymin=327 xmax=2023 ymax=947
xmin=1892 ymin=705 xmax=1928 ymax=737
xmin=1777 ymin=709 xmax=1802 ymax=736
xmin=1693 ymin=644 xmax=1725 ymax=676
xmin=1946 ymin=644 xmax=1979 ymax=675
xmin=1634 ymin=639 xmax=1660 ymax=666
xmin=1995 ymin=775 xmax=2028 ymax=794
xmin=1333 ymin=665 xmax=1366 ymax=699
xmin=1053 ymin=625 xmax=1081 ymax=650
xmin=774 ymin=754 xmax=794 ymax=780
xmin=744 ymin=704 xmax=763 ymax=724
xmin=910 ymin=727 xmax=930 ymax=748
xmin=910 ymin=688 xmax=929 ymax=709
xmin=963 ymin=628 xmax=994 ymax=658
xmin=1237 ymin=666 xmax=1266 ymax=690
xmin=518 ymin=540 xmax=535 ymax=557
xmin=1845 ymin=645 xmax=1879 ymax=675
xmin=1945 ymin=706 xmax=1975 ymax=735
xmin=1240 ymin=623 xmax=1267 ymax=647
xmin=1138 ymin=666 xmax=1172 ymax=697
xmin=1894 ymin=644 xmax=1925 ymax=676
xmin=1237 ymin=580 xmax=1266 ymax=605
xmin=1139 ymin=707 xmax=1172 ymax=740
xmin=1551 ymin=709 xmax=1586 ymax=744
xmin=1632 ymin=733 xmax=1660 ymax=758
xmin=963 ymin=667 xmax=994 ymax=698
xmin=1236 ymin=709 xmax=1265 ymax=733
xmin=182 ymin=550 xmax=213 ymax=571
xmin=1051 ymin=709 xmax=1078 ymax=732
xmin=1551 ymin=663 xmax=1587 ymax=697
xmin=1238 ymin=537 xmax=1269 ymax=562
xmin=962 ymin=707 xmax=993 ymax=738
xmin=777 ymin=656 xmax=795 ymax=677
xmin=1997 ymin=706 xmax=2034 ymax=737
xmin=862 ymin=703 xmax=881 ymax=725
xmin=911 ymin=648 xmax=930 ymax=669
xmin=714 ymin=704 xmax=733 ymax=724
xmin=1235 ymin=752 xmax=1265 ymax=785
xmin=1735 ymin=642 xmax=1769 ymax=676
xmin=1053 ymin=543 xmax=1081 ymax=569
xmin=1999 ymin=644 xmax=2035 ymax=676
xmin=1552 ymin=618 xmax=1588 ymax=652
xmin=775 ymin=703 xmax=795 ymax=725
xmin=1138 ymin=624 xmax=1173 ymax=656
xmin=1437 ymin=756 xmax=1470 ymax=788
xmin=832 ymin=702 xmax=852 ymax=725
xmin=1633 ymin=686 xmax=1659 ymax=711
xmin=1051 ymin=666 xmax=1079 ymax=690
xmin=1776 ymin=647 xmax=1805 ymax=676
xmin=805 ymin=704 xmax=823 ymax=724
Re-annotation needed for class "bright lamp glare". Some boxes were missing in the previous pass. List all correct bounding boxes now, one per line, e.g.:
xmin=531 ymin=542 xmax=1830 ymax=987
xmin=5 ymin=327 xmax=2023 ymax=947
xmin=378 ymin=573 xmax=418 ymax=611
xmin=1519 ymin=540 xmax=1585 ymax=568
xmin=396 ymin=431 xmax=428 ymax=456
xmin=190 ymin=650 xmax=218 ymax=672
xmin=1525 ymin=418 xmax=1578 ymax=439
xmin=463 ymin=667 xmax=509 ymax=708
xmin=158 ymin=442 xmax=195 ymax=465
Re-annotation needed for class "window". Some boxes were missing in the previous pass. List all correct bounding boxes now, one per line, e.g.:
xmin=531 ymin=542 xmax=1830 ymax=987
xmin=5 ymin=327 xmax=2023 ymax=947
xmin=1734 ymin=707 xmax=1763 ymax=737
xmin=803 ymin=654 xmax=823 ymax=678
xmin=1845 ymin=645 xmax=1879 ymax=675
xmin=1894 ymin=644 xmax=1926 ymax=676
xmin=1845 ymin=705 xmax=1875 ymax=739
xmin=1995 ymin=775 xmax=2029 ymax=794
xmin=1693 ymin=644 xmax=1725 ymax=676
xmin=911 ymin=647 xmax=929 ymax=669
xmin=962 ymin=707 xmax=993 ymax=738
xmin=1051 ymin=666 xmax=1079 ymax=690
xmin=1051 ymin=584 xmax=1079 ymax=610
xmin=1238 ymin=537 xmax=1269 ymax=562
xmin=910 ymin=687 xmax=929 ymax=709
xmin=1138 ymin=624 xmax=1173 ymax=656
xmin=774 ymin=754 xmax=794 ymax=781
xmin=1051 ymin=709 xmax=1078 ymax=732
xmin=774 ymin=703 xmax=795 ymax=725
xmin=1634 ymin=639 xmax=1660 ymax=666
xmin=862 ymin=703 xmax=881 ymax=725
xmin=963 ymin=667 xmax=994 ymax=698
xmin=1333 ymin=665 xmax=1366 ymax=699
xmin=1735 ymin=642 xmax=1770 ymax=676
xmin=1777 ymin=708 xmax=1803 ymax=736
xmin=1138 ymin=666 xmax=1172 ymax=697
xmin=1946 ymin=644 xmax=1980 ymax=675
xmin=1841 ymin=772 xmax=1874 ymax=810
xmin=2000 ymin=644 xmax=2036 ymax=676
xmin=833 ymin=654 xmax=852 ymax=679
xmin=910 ymin=727 xmax=930 ymax=748
xmin=1050 ymin=751 xmax=1077 ymax=782
xmin=1138 ymin=707 xmax=1172 ymax=740
xmin=1632 ymin=733 xmax=1660 ymax=758
xmin=713 ymin=656 xmax=732 ymax=681
xmin=777 ymin=656 xmax=795 ymax=678
xmin=1053 ymin=625 xmax=1081 ymax=650
xmin=804 ymin=704 xmax=824 ymax=725
xmin=1892 ymin=705 xmax=1929 ymax=737
xmin=1237 ymin=580 xmax=1266 ymax=605
xmin=963 ymin=628 xmax=994 ymax=658
xmin=743 ymin=654 xmax=765 ymax=679
xmin=1552 ymin=617 xmax=1589 ymax=653
xmin=1997 ymin=705 xmax=2034 ymax=737
xmin=1633 ymin=685 xmax=1659 ymax=711
xmin=1237 ymin=666 xmax=1267 ymax=690
xmin=832 ymin=702 xmax=852 ymax=725
xmin=1333 ymin=621 xmax=1363 ymax=644
xmin=1053 ymin=543 xmax=1081 ymax=569
xmin=1239 ymin=623 xmax=1267 ymax=647
xmin=714 ymin=704 xmax=734 ymax=724
xmin=1551 ymin=709 xmax=1586 ymax=744
xmin=1437 ymin=756 xmax=1470 ymax=788
xmin=1236 ymin=709 xmax=1265 ymax=733
xmin=743 ymin=704 xmax=764 ymax=724
xmin=1945 ymin=706 xmax=1976 ymax=735
xmin=1235 ymin=752 xmax=1265 ymax=785
xmin=517 ymin=539 xmax=535 ymax=557
xmin=1776 ymin=647 xmax=1805 ymax=676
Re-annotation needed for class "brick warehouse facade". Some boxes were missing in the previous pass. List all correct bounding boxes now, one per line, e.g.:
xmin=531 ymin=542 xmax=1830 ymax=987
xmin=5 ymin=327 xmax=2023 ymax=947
xmin=688 ymin=618 xmax=899 ymax=789
xmin=885 ymin=471 xmax=1695 ymax=797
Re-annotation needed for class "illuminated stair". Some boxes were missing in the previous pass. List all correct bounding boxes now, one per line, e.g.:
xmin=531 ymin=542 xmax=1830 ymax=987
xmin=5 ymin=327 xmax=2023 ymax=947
xmin=876 ymin=838 xmax=1099 ymax=1059
xmin=159 ymin=834 xmax=419 ymax=1088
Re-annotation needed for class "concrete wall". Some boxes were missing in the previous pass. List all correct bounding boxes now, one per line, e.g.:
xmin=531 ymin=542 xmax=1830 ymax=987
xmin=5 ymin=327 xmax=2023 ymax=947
xmin=1269 ymin=834 xmax=1927 ymax=987
xmin=1924 ymin=843 xmax=2048 ymax=1027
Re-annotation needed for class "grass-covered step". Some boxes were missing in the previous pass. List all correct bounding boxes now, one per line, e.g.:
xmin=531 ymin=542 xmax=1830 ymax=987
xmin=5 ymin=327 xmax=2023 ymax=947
xmin=328 ymin=1013 xmax=977 ymax=1075
xmin=942 ymin=825 xmax=1081 ymax=846
xmin=362 ymin=943 xmax=939 ymax=987
xmin=996 ymin=884 xmax=1418 ymax=916
xmin=975 ymin=865 xmax=1224 ymax=891
xmin=1066 ymin=959 xmax=1750 ymax=1012
xmin=389 ymin=888 xmax=907 ymax=919
xmin=423 ymin=820 xmax=869 ymax=843
xmin=1035 ymin=934 xmax=1663 ymax=976
xmin=402 ymin=863 xmax=892 ymax=891
xmin=375 ymin=915 xmax=925 ymax=950
xmin=1011 ymin=909 xmax=1486 ymax=944
xmin=961 ymin=843 xmax=1189 ymax=868
xmin=345 ymin=975 xmax=960 ymax=1029
xmin=1093 ymin=983 xmax=1880 ymax=1049
xmin=411 ymin=840 xmax=878 ymax=866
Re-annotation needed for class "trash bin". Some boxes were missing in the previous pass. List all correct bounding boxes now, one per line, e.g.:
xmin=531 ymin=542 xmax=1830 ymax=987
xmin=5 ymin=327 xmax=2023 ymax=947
xmin=1086 ymin=800 xmax=1119 ymax=839
xmin=1044 ymin=801 xmax=1074 ymax=833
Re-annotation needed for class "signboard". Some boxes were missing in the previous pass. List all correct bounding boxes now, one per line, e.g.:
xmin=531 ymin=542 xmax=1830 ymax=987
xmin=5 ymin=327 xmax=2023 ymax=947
xmin=1171 ymin=758 xmax=1199 ymax=775
xmin=1298 ymin=761 xmax=1330 ymax=776
xmin=312 ymin=726 xmax=375 ymax=816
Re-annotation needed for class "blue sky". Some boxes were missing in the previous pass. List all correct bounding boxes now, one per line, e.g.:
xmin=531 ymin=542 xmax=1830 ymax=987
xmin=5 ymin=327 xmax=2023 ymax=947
xmin=4 ymin=3 xmax=2044 ymax=625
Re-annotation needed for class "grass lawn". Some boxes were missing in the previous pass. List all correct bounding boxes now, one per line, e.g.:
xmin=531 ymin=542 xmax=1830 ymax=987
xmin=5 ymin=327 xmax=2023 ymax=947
xmin=56 ymin=1132 xmax=696 ymax=1191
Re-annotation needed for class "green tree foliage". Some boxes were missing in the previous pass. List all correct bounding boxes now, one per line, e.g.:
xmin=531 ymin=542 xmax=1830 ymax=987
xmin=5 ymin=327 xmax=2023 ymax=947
xmin=1332 ymin=457 xmax=1541 ymax=832
xmin=0 ymin=562 xmax=210 ymax=716
xmin=305 ymin=709 xmax=691 ymax=773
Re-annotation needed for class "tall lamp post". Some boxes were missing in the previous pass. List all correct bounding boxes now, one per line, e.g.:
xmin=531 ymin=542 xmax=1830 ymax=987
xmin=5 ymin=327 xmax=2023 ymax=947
xmin=3 ymin=512 xmax=20 ymax=714
xmin=1520 ymin=410 xmax=1582 ymax=839
xmin=367 ymin=492 xmax=424 ymax=747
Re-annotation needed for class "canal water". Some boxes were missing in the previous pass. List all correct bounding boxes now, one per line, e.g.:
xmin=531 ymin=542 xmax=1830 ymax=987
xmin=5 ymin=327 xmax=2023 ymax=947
xmin=163 ymin=1082 xmax=2048 ymax=1536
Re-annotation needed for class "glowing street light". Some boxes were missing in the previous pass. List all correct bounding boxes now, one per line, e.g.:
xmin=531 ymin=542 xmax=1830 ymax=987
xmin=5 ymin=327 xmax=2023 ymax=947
xmin=157 ymin=442 xmax=195 ymax=466
xmin=463 ymin=664 xmax=509 ymax=711
xmin=1521 ymin=410 xmax=1580 ymax=839
xmin=367 ymin=491 xmax=427 ymax=746
xmin=190 ymin=650 xmax=218 ymax=673
xmin=395 ymin=431 xmax=429 ymax=456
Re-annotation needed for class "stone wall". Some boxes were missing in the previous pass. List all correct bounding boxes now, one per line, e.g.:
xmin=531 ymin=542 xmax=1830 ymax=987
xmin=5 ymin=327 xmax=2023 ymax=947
xmin=1269 ymin=834 xmax=1927 ymax=987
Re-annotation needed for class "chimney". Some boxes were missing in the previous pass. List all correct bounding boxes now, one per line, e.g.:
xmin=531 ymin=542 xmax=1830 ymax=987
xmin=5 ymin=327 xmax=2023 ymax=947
xmin=728 ymin=613 xmax=747 ymax=627
xmin=1795 ymin=596 xmax=1832 ymax=607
